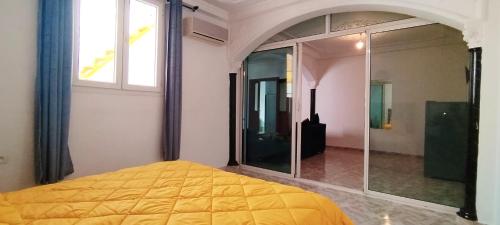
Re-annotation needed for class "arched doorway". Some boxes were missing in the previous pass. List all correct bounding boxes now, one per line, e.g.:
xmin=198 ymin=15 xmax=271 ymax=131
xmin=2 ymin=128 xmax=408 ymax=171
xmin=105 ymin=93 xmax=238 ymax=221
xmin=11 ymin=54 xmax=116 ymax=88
xmin=234 ymin=7 xmax=482 ymax=221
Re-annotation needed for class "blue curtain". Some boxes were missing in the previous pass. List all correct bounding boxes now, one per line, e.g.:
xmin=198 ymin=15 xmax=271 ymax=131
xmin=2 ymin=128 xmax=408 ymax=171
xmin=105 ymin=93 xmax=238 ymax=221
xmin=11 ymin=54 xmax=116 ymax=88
xmin=35 ymin=0 xmax=74 ymax=184
xmin=163 ymin=0 xmax=183 ymax=160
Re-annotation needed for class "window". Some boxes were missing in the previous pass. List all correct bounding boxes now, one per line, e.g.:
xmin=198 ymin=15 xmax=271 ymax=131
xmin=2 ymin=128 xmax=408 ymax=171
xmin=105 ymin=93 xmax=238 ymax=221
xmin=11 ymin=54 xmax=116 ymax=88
xmin=330 ymin=12 xmax=412 ymax=32
xmin=261 ymin=12 xmax=413 ymax=46
xmin=73 ymin=0 xmax=164 ymax=91
xmin=263 ymin=16 xmax=326 ymax=45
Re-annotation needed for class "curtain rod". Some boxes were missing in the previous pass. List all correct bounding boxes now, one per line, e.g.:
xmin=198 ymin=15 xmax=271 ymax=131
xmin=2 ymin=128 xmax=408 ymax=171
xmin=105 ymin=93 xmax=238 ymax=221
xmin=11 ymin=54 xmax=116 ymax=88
xmin=166 ymin=0 xmax=199 ymax=12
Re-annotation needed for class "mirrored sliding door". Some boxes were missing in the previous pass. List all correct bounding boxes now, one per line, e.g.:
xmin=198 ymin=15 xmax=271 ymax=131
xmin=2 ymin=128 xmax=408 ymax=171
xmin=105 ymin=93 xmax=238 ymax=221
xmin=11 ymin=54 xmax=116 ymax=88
xmin=368 ymin=24 xmax=469 ymax=207
xmin=243 ymin=47 xmax=295 ymax=174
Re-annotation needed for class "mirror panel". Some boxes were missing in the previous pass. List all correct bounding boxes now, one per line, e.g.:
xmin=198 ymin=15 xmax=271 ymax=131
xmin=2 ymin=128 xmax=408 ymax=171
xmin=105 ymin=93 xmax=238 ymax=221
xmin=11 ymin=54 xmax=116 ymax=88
xmin=243 ymin=47 xmax=294 ymax=174
xmin=368 ymin=24 xmax=469 ymax=207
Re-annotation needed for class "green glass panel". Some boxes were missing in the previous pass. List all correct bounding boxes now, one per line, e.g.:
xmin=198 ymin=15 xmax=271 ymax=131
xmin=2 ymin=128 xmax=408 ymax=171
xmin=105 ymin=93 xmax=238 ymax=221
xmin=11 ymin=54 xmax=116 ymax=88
xmin=370 ymin=84 xmax=384 ymax=129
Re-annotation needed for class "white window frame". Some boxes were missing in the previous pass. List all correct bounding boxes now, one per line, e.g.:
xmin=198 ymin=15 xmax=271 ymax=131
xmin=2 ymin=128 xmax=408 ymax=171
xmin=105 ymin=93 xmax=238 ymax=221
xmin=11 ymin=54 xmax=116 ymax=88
xmin=72 ymin=0 xmax=165 ymax=92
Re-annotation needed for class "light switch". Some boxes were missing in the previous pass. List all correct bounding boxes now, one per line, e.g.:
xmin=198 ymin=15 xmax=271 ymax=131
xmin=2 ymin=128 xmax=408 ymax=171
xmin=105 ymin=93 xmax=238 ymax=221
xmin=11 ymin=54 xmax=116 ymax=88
xmin=0 ymin=156 xmax=7 ymax=165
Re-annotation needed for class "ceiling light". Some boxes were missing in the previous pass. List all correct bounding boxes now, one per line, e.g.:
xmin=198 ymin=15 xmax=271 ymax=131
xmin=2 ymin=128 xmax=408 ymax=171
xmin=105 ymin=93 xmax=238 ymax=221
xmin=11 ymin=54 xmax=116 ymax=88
xmin=356 ymin=40 xmax=364 ymax=49
xmin=355 ymin=33 xmax=365 ymax=49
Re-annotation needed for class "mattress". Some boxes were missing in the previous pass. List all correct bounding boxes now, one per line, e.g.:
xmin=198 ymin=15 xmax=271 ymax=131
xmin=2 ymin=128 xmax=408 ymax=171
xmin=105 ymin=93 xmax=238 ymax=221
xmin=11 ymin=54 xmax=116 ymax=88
xmin=0 ymin=160 xmax=353 ymax=225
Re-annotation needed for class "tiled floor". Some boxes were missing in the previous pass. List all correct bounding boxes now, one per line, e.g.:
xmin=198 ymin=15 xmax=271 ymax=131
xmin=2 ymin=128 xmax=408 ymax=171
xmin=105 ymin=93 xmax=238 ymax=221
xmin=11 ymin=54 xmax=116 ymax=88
xmin=301 ymin=147 xmax=364 ymax=190
xmin=225 ymin=166 xmax=465 ymax=225
xmin=300 ymin=147 xmax=464 ymax=207
xmin=369 ymin=150 xmax=464 ymax=207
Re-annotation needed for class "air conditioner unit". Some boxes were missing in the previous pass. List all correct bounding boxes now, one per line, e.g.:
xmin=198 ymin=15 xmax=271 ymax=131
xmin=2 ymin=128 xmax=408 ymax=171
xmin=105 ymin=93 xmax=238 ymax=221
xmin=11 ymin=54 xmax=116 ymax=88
xmin=183 ymin=17 xmax=228 ymax=45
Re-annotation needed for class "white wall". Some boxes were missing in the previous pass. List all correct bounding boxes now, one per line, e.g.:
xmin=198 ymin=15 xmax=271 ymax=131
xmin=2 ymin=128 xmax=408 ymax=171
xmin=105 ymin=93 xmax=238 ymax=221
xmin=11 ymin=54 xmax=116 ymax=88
xmin=180 ymin=37 xmax=229 ymax=167
xmin=0 ymin=1 xmax=230 ymax=191
xmin=476 ymin=0 xmax=500 ymax=223
xmin=0 ymin=0 xmax=37 ymax=192
xmin=301 ymin=55 xmax=365 ymax=149
xmin=68 ymin=89 xmax=164 ymax=178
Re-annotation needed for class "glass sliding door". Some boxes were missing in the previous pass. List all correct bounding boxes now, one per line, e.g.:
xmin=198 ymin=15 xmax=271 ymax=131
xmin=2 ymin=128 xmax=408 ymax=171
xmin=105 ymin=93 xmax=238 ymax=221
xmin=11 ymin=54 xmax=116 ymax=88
xmin=243 ymin=47 xmax=295 ymax=174
xmin=368 ymin=24 xmax=469 ymax=207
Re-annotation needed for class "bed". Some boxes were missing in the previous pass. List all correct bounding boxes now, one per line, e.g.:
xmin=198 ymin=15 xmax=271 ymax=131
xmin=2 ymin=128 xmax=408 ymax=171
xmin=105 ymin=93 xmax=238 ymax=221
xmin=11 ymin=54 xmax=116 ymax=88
xmin=0 ymin=160 xmax=353 ymax=225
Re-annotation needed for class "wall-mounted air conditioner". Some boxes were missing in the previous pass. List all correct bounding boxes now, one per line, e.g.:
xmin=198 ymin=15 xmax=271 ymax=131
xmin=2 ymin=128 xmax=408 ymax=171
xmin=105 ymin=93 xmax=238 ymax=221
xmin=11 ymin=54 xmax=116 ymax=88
xmin=183 ymin=17 xmax=228 ymax=45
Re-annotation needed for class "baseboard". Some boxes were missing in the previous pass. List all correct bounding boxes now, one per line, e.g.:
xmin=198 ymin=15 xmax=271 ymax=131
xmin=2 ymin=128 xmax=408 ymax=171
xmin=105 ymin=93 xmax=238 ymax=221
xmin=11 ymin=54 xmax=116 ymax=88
xmin=326 ymin=146 xmax=425 ymax=158
xmin=370 ymin=149 xmax=424 ymax=158
xmin=326 ymin=145 xmax=363 ymax=151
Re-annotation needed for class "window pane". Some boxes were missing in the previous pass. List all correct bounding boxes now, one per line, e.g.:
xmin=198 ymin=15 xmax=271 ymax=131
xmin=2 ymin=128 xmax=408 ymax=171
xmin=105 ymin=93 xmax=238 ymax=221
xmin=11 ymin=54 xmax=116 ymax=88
xmin=263 ymin=16 xmax=326 ymax=44
xmin=128 ymin=0 xmax=159 ymax=87
xmin=331 ymin=11 xmax=412 ymax=32
xmin=78 ymin=0 xmax=117 ymax=83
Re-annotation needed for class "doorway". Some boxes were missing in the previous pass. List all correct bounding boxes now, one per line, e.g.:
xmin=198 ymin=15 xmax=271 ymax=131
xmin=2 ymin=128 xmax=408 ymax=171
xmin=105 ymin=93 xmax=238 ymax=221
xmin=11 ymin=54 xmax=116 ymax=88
xmin=239 ymin=11 xmax=472 ymax=211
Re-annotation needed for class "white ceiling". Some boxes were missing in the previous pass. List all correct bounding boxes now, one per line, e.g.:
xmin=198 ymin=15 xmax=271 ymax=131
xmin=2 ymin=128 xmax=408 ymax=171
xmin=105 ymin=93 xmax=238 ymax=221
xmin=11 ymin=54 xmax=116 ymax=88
xmin=305 ymin=33 xmax=366 ymax=59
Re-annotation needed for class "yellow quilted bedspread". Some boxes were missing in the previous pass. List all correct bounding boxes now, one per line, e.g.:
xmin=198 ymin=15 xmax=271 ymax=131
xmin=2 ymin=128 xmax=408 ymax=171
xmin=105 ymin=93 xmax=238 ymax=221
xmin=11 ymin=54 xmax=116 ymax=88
xmin=0 ymin=161 xmax=353 ymax=225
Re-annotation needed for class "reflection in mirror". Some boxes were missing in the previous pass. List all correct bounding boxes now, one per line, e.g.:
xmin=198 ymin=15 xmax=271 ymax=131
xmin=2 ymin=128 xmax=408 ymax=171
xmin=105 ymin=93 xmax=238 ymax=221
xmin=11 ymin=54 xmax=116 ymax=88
xmin=370 ymin=82 xmax=392 ymax=129
xmin=368 ymin=24 xmax=469 ymax=207
xmin=243 ymin=47 xmax=294 ymax=173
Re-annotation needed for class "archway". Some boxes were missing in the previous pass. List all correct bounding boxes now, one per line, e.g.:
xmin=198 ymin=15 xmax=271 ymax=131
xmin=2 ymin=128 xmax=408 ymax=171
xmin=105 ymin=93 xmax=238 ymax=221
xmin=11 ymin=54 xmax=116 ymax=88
xmin=228 ymin=0 xmax=484 ymax=68
xmin=231 ymin=1 xmax=485 ymax=221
